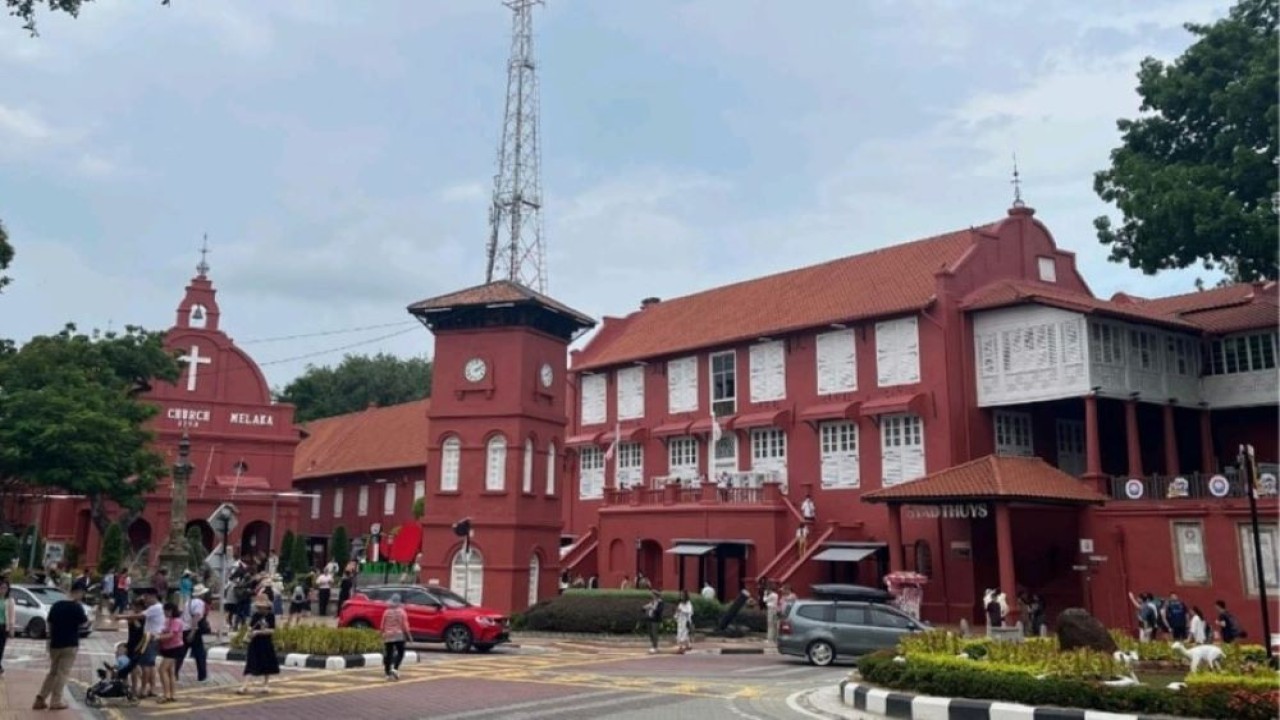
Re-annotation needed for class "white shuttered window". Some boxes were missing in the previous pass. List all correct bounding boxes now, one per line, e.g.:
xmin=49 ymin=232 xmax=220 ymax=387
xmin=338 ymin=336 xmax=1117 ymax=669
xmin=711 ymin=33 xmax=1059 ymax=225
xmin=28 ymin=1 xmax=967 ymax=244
xmin=881 ymin=414 xmax=924 ymax=487
xmin=357 ymin=486 xmax=369 ymax=516
xmin=383 ymin=482 xmax=396 ymax=515
xmin=666 ymin=357 xmax=699 ymax=414
xmin=750 ymin=428 xmax=787 ymax=485
xmin=523 ymin=438 xmax=535 ymax=493
xmin=580 ymin=374 xmax=606 ymax=425
xmin=485 ymin=435 xmax=507 ymax=492
xmin=617 ymin=443 xmax=644 ymax=488
xmin=579 ymin=447 xmax=604 ymax=500
xmin=819 ymin=421 xmax=859 ymax=489
xmin=668 ymin=437 xmax=699 ymax=482
xmin=749 ymin=341 xmax=786 ymax=402
xmin=875 ymin=317 xmax=921 ymax=387
xmin=616 ymin=366 xmax=645 ymax=420
xmin=441 ymin=436 xmax=461 ymax=492
xmin=333 ymin=488 xmax=343 ymax=517
xmin=546 ymin=441 xmax=557 ymax=495
xmin=816 ymin=329 xmax=857 ymax=395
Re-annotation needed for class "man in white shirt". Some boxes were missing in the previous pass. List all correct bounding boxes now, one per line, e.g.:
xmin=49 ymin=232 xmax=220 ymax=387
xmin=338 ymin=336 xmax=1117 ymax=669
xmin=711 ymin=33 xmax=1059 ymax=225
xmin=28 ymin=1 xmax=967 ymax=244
xmin=316 ymin=570 xmax=334 ymax=617
xmin=181 ymin=585 xmax=209 ymax=682
xmin=800 ymin=493 xmax=816 ymax=524
xmin=763 ymin=583 xmax=780 ymax=644
xmin=700 ymin=582 xmax=716 ymax=602
xmin=134 ymin=588 xmax=165 ymax=699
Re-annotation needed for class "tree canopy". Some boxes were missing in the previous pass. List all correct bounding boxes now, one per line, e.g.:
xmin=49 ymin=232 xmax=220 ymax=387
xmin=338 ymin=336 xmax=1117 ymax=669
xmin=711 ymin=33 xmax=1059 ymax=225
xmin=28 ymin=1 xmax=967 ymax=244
xmin=276 ymin=353 xmax=432 ymax=423
xmin=0 ymin=325 xmax=179 ymax=535
xmin=0 ymin=219 xmax=11 ymax=292
xmin=1093 ymin=0 xmax=1279 ymax=282
xmin=7 ymin=0 xmax=169 ymax=35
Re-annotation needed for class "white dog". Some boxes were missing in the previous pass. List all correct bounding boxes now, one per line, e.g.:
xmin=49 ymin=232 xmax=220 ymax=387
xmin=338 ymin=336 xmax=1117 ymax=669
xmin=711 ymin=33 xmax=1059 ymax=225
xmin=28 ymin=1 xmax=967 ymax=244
xmin=1171 ymin=642 xmax=1224 ymax=672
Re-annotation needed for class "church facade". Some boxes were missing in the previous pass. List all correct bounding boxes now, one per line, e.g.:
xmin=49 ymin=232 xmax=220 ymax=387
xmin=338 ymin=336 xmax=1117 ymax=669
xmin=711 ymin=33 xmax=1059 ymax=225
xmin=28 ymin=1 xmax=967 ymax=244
xmin=36 ymin=263 xmax=302 ymax=569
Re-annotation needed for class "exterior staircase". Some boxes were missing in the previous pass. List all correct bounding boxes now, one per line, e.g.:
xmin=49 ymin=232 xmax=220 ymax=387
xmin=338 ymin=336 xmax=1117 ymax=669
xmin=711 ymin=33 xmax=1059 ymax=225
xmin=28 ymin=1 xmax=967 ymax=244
xmin=755 ymin=521 xmax=839 ymax=589
xmin=560 ymin=525 xmax=598 ymax=574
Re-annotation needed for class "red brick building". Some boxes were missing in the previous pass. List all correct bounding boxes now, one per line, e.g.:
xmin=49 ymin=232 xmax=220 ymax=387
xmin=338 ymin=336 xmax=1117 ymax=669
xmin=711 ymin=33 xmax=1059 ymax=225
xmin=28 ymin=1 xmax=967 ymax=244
xmin=36 ymin=263 xmax=303 ymax=568
xmin=559 ymin=203 xmax=1278 ymax=633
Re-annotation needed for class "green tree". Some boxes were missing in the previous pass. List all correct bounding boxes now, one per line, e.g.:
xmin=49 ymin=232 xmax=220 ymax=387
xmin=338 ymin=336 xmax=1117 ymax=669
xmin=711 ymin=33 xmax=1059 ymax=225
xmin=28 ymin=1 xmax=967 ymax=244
xmin=185 ymin=526 xmax=205 ymax=571
xmin=331 ymin=526 xmax=349 ymax=568
xmin=0 ymin=324 xmax=180 ymax=536
xmin=279 ymin=530 xmax=296 ymax=572
xmin=290 ymin=534 xmax=309 ymax=576
xmin=0 ymin=534 xmax=19 ymax=570
xmin=276 ymin=353 xmax=432 ymax=422
xmin=7 ymin=0 xmax=170 ymax=35
xmin=98 ymin=522 xmax=126 ymax=573
xmin=1093 ymin=0 xmax=1279 ymax=282
xmin=412 ymin=496 xmax=425 ymax=520
xmin=0 ymin=218 xmax=11 ymax=292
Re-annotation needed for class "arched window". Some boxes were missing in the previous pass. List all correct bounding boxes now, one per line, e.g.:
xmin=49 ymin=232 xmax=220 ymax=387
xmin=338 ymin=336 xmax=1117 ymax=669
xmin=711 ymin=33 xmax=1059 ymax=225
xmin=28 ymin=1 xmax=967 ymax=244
xmin=523 ymin=438 xmax=534 ymax=494
xmin=527 ymin=553 xmax=541 ymax=608
xmin=914 ymin=540 xmax=933 ymax=577
xmin=546 ymin=441 xmax=557 ymax=495
xmin=441 ymin=436 xmax=461 ymax=492
xmin=451 ymin=546 xmax=483 ymax=605
xmin=485 ymin=435 xmax=507 ymax=492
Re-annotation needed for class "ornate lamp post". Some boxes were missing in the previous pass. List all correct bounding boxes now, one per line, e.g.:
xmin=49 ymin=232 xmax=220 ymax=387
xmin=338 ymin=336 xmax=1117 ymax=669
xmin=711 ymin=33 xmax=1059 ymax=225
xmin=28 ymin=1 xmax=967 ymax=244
xmin=157 ymin=432 xmax=195 ymax=581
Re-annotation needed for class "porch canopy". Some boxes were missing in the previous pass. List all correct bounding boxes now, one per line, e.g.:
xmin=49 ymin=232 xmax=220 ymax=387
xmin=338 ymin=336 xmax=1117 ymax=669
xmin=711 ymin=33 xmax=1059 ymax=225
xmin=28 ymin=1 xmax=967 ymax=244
xmin=862 ymin=455 xmax=1106 ymax=625
xmin=667 ymin=538 xmax=753 ymax=601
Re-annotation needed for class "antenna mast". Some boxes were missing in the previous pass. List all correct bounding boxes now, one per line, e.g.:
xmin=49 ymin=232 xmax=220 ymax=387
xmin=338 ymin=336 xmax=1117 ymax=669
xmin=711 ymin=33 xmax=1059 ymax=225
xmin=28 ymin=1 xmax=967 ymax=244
xmin=484 ymin=0 xmax=547 ymax=292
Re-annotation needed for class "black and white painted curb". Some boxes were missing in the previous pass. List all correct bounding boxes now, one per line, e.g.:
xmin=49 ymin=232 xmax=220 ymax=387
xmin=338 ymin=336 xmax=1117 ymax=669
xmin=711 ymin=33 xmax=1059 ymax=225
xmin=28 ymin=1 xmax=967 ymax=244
xmin=840 ymin=680 xmax=1155 ymax=720
xmin=207 ymin=646 xmax=420 ymax=670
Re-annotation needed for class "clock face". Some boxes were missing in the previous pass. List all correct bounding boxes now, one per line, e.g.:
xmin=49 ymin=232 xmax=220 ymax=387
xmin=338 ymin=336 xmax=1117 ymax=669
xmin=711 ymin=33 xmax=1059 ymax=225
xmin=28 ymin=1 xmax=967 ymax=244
xmin=464 ymin=358 xmax=487 ymax=383
xmin=540 ymin=363 xmax=554 ymax=388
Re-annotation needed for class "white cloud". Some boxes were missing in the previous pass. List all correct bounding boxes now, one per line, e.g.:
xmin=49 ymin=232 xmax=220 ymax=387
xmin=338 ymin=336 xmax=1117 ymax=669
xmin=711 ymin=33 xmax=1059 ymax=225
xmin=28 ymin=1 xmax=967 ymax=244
xmin=437 ymin=182 xmax=487 ymax=204
xmin=0 ymin=104 xmax=54 ymax=142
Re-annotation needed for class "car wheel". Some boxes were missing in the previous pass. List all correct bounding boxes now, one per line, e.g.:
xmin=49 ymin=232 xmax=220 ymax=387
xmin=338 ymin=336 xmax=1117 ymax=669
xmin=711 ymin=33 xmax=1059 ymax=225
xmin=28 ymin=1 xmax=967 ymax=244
xmin=443 ymin=624 xmax=473 ymax=653
xmin=348 ymin=619 xmax=373 ymax=630
xmin=806 ymin=640 xmax=835 ymax=667
xmin=473 ymin=643 xmax=495 ymax=653
xmin=25 ymin=617 xmax=46 ymax=639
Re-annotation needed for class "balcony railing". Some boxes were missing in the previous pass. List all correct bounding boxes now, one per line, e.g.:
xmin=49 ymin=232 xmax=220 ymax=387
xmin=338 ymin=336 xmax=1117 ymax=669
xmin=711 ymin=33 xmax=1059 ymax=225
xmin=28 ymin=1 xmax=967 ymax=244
xmin=603 ymin=477 xmax=785 ymax=508
xmin=1106 ymin=469 xmax=1278 ymax=501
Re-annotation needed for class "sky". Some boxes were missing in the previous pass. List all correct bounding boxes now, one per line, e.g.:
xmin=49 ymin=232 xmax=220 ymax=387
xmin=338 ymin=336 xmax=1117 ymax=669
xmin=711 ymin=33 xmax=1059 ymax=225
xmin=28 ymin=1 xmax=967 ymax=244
xmin=0 ymin=0 xmax=1232 ymax=389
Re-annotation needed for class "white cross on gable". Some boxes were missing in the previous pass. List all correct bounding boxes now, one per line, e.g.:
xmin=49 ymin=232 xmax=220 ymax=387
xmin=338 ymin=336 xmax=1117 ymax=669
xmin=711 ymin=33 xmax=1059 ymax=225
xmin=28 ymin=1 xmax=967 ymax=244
xmin=178 ymin=345 xmax=212 ymax=392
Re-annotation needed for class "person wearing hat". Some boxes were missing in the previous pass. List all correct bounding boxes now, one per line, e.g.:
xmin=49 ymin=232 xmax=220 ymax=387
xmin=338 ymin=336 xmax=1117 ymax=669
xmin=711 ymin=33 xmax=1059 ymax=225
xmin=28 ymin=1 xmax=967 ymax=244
xmin=238 ymin=593 xmax=279 ymax=694
xmin=179 ymin=583 xmax=210 ymax=682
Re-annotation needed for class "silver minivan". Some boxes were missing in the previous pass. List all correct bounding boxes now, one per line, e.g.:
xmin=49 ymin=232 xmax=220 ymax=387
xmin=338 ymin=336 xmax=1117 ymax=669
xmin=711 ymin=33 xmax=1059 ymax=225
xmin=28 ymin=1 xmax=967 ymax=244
xmin=777 ymin=597 xmax=925 ymax=666
xmin=11 ymin=584 xmax=94 ymax=639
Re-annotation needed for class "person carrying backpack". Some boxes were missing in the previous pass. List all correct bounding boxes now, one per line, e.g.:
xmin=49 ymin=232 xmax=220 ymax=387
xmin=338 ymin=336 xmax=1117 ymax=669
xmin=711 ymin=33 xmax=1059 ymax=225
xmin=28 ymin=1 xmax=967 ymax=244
xmin=1163 ymin=592 xmax=1188 ymax=641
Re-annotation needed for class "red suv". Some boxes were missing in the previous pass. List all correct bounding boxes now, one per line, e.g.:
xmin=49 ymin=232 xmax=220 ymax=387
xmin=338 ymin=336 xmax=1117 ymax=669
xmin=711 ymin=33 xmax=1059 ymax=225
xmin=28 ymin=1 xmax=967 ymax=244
xmin=337 ymin=584 xmax=510 ymax=653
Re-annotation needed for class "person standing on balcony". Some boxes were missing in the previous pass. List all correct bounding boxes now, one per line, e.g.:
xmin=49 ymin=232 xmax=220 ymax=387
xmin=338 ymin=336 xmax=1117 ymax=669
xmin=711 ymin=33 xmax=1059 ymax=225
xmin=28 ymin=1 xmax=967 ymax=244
xmin=800 ymin=492 xmax=816 ymax=524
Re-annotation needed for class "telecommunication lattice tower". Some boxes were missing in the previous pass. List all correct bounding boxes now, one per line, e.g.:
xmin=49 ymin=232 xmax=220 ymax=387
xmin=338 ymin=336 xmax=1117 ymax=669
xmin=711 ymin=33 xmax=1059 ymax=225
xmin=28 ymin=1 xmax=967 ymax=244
xmin=484 ymin=0 xmax=547 ymax=293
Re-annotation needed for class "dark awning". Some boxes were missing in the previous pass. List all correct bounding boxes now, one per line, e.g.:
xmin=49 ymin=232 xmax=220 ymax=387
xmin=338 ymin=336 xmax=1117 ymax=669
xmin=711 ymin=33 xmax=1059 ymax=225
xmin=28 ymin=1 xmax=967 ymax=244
xmin=651 ymin=420 xmax=693 ymax=438
xmin=860 ymin=392 xmax=928 ymax=417
xmin=733 ymin=409 xmax=792 ymax=430
xmin=812 ymin=547 xmax=877 ymax=563
xmin=666 ymin=544 xmax=716 ymax=556
xmin=565 ymin=432 xmax=603 ymax=447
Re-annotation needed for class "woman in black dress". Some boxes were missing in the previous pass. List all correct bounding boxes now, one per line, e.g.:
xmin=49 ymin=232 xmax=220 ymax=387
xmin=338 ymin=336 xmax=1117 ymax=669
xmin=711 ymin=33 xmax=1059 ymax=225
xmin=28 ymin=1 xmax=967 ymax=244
xmin=237 ymin=595 xmax=279 ymax=694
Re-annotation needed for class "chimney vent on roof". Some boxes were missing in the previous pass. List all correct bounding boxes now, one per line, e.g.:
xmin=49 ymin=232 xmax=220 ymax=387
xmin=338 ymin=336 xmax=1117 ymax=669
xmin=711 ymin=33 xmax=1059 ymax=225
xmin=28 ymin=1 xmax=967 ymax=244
xmin=640 ymin=297 xmax=661 ymax=310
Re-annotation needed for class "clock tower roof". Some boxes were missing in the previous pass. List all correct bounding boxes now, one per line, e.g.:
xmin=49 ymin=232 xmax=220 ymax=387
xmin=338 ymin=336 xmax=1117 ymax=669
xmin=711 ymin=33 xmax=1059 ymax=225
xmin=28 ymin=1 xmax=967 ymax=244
xmin=408 ymin=280 xmax=595 ymax=341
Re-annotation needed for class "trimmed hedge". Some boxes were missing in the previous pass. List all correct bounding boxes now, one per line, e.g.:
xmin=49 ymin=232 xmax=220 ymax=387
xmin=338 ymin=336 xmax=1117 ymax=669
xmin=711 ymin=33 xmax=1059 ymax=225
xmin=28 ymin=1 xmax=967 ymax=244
xmin=230 ymin=624 xmax=383 ymax=656
xmin=517 ymin=589 xmax=766 ymax=635
xmin=858 ymin=650 xmax=1279 ymax=720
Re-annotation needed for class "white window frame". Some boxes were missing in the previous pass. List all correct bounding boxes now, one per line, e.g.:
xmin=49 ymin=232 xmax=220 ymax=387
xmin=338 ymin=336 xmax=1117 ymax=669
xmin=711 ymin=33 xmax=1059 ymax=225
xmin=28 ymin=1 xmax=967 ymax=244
xmin=880 ymin=414 xmax=924 ymax=487
xmin=712 ymin=433 xmax=738 ymax=477
xmin=1206 ymin=332 xmax=1279 ymax=376
xmin=546 ymin=441 xmax=557 ymax=496
xmin=1090 ymin=323 xmax=1124 ymax=365
xmin=357 ymin=485 xmax=369 ymax=517
xmin=816 ymin=329 xmax=857 ymax=395
xmin=617 ymin=442 xmax=644 ymax=488
xmin=310 ymin=493 xmax=320 ymax=520
xmin=710 ymin=350 xmax=737 ymax=416
xmin=413 ymin=479 xmax=425 ymax=502
xmin=527 ymin=553 xmax=540 ymax=608
xmin=750 ymin=427 xmax=787 ymax=484
xmin=580 ymin=373 xmax=607 ymax=425
xmin=333 ymin=487 xmax=344 ymax=518
xmin=1172 ymin=520 xmax=1210 ymax=585
xmin=994 ymin=410 xmax=1034 ymax=457
xmin=668 ymin=436 xmax=699 ymax=482
xmin=819 ymin=420 xmax=859 ymax=489
xmin=579 ymin=446 xmax=604 ymax=500
xmin=749 ymin=340 xmax=786 ymax=403
xmin=1037 ymin=256 xmax=1057 ymax=283
xmin=382 ymin=481 xmax=396 ymax=516
xmin=450 ymin=547 xmax=483 ymax=606
xmin=666 ymin=356 xmax=699 ymax=414
xmin=485 ymin=435 xmax=508 ymax=492
xmin=1130 ymin=329 xmax=1159 ymax=371
xmin=875 ymin=316 xmax=921 ymax=388
xmin=441 ymin=435 xmax=461 ymax=492
xmin=616 ymin=366 xmax=645 ymax=420
xmin=523 ymin=438 xmax=535 ymax=494
xmin=1056 ymin=419 xmax=1085 ymax=477
xmin=1239 ymin=523 xmax=1279 ymax=596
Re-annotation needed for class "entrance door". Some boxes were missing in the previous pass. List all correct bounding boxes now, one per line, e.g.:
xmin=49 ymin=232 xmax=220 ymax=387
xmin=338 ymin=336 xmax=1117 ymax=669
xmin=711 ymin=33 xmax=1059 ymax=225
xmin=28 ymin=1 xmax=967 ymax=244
xmin=1056 ymin=420 xmax=1086 ymax=477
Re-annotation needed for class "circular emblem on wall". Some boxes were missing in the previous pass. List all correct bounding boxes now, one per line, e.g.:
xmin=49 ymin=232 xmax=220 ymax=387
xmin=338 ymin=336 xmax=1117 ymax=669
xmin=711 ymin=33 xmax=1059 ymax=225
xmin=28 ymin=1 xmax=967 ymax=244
xmin=540 ymin=362 xmax=554 ymax=388
xmin=464 ymin=357 xmax=487 ymax=383
xmin=1208 ymin=474 xmax=1231 ymax=498
xmin=1258 ymin=472 xmax=1278 ymax=497
xmin=1123 ymin=478 xmax=1145 ymax=500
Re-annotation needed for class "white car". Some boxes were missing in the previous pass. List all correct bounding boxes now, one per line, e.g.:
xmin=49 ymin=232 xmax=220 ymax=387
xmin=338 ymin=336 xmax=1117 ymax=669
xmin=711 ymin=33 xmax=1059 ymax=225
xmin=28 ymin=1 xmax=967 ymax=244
xmin=11 ymin=584 xmax=93 ymax=639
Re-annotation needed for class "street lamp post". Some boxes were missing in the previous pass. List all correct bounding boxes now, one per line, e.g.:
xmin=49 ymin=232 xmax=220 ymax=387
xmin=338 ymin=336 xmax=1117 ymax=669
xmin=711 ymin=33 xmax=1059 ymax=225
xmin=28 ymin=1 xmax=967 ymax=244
xmin=157 ymin=433 xmax=196 ymax=582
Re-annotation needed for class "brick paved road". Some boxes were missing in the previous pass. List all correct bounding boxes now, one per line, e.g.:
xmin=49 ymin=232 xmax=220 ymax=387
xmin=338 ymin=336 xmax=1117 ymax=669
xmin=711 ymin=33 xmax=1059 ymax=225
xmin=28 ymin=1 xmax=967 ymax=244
xmin=87 ymin=643 xmax=851 ymax=720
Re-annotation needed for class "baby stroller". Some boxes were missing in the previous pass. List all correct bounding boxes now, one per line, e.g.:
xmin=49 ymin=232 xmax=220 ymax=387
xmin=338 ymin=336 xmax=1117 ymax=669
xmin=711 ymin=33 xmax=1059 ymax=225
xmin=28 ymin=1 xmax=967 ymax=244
xmin=84 ymin=651 xmax=140 ymax=707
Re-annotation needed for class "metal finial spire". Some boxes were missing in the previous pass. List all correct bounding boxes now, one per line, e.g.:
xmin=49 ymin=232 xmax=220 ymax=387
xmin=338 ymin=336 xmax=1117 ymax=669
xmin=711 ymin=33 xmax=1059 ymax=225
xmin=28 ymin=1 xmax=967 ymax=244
xmin=1011 ymin=153 xmax=1025 ymax=208
xmin=197 ymin=233 xmax=211 ymax=277
xmin=484 ymin=0 xmax=548 ymax=293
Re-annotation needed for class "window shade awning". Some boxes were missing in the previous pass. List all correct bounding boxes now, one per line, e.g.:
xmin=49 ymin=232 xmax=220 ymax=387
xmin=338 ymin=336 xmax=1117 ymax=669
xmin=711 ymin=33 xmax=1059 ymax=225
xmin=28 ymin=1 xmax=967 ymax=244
xmin=812 ymin=547 xmax=877 ymax=563
xmin=666 ymin=544 xmax=716 ymax=556
xmin=600 ymin=426 xmax=648 ymax=445
xmin=733 ymin=409 xmax=792 ymax=430
xmin=565 ymin=432 xmax=603 ymax=447
xmin=860 ymin=393 xmax=928 ymax=417
xmin=798 ymin=401 xmax=861 ymax=423
xmin=652 ymin=421 xmax=693 ymax=438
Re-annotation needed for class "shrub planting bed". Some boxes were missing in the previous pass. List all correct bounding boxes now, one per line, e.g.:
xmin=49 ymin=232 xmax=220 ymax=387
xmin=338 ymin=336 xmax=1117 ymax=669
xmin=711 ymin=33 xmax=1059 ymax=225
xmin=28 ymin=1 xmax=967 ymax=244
xmin=229 ymin=624 xmax=384 ymax=656
xmin=516 ymin=589 xmax=765 ymax=635
xmin=856 ymin=631 xmax=1278 ymax=720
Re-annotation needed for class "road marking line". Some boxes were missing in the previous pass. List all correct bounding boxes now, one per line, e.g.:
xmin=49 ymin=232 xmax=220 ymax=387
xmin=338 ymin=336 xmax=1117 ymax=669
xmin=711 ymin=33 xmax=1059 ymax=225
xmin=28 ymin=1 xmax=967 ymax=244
xmin=429 ymin=690 xmax=624 ymax=720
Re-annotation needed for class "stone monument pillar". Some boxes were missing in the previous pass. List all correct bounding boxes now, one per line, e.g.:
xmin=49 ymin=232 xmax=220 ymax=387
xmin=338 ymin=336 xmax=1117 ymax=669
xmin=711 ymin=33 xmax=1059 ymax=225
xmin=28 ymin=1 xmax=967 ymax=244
xmin=157 ymin=432 xmax=194 ymax=581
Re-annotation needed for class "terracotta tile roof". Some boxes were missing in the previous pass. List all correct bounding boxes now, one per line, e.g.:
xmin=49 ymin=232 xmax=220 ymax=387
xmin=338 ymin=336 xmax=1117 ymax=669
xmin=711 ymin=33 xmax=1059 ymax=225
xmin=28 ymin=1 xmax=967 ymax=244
xmin=407 ymin=280 xmax=595 ymax=327
xmin=1111 ymin=281 xmax=1278 ymax=334
xmin=862 ymin=455 xmax=1107 ymax=504
xmin=574 ymin=226 xmax=990 ymax=369
xmin=961 ymin=280 xmax=1200 ymax=331
xmin=1114 ymin=282 xmax=1270 ymax=315
xmin=293 ymin=400 xmax=429 ymax=481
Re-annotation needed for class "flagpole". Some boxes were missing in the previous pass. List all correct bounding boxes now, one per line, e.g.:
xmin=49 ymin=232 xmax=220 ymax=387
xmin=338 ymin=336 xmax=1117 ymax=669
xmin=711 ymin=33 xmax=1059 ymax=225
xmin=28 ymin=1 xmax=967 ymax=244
xmin=1240 ymin=444 xmax=1274 ymax=663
